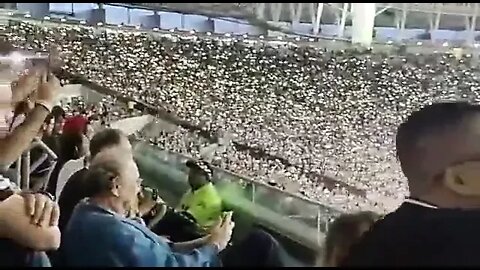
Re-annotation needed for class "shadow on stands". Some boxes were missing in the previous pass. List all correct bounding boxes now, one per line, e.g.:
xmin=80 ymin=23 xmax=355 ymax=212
xmin=58 ymin=70 xmax=365 ymax=197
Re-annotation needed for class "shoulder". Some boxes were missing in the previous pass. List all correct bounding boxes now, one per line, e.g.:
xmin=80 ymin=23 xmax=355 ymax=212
xmin=202 ymin=184 xmax=222 ymax=201
xmin=341 ymin=206 xmax=415 ymax=266
xmin=60 ymin=159 xmax=84 ymax=175
xmin=61 ymin=168 xmax=88 ymax=190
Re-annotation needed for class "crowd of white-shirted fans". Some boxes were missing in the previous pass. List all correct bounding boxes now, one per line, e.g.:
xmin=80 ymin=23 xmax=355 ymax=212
xmin=3 ymin=19 xmax=480 ymax=213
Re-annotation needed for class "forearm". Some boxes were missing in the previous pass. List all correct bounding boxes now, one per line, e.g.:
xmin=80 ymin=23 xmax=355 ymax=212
xmin=172 ymin=235 xmax=210 ymax=252
xmin=0 ymin=105 xmax=49 ymax=167
xmin=12 ymin=225 xmax=61 ymax=251
xmin=0 ymin=194 xmax=60 ymax=251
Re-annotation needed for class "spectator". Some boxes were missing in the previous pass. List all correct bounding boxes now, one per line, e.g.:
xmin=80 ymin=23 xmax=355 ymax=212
xmin=342 ymin=102 xmax=480 ymax=266
xmin=61 ymin=148 xmax=234 ymax=267
xmin=46 ymin=130 xmax=87 ymax=197
xmin=43 ymin=105 xmax=66 ymax=156
xmin=63 ymin=114 xmax=88 ymax=136
xmin=322 ymin=211 xmax=380 ymax=266
xmin=11 ymin=20 xmax=480 ymax=214
xmin=177 ymin=160 xmax=223 ymax=229
xmin=57 ymin=128 xmax=132 ymax=233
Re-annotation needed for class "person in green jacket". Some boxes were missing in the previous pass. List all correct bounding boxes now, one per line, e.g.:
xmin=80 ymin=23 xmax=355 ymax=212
xmin=178 ymin=160 xmax=223 ymax=229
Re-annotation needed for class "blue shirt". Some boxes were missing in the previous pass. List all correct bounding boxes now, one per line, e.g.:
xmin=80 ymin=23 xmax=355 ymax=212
xmin=61 ymin=199 xmax=219 ymax=267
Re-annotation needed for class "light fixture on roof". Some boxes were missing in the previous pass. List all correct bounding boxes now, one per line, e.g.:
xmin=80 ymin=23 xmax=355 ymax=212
xmin=416 ymin=41 xmax=422 ymax=46
xmin=135 ymin=25 xmax=141 ymax=29
xmin=242 ymin=34 xmax=248 ymax=38
xmin=442 ymin=42 xmax=448 ymax=47
xmin=24 ymin=13 xmax=31 ymax=18
xmin=97 ymin=22 xmax=103 ymax=26
xmin=475 ymin=43 xmax=480 ymax=48
xmin=60 ymin=18 xmax=67 ymax=22
xmin=43 ymin=16 xmax=50 ymax=20
xmin=189 ymin=30 xmax=195 ymax=34
xmin=80 ymin=20 xmax=86 ymax=24
xmin=308 ymin=38 xmax=314 ymax=42
xmin=7 ymin=12 xmax=13 ymax=16
xmin=206 ymin=32 xmax=212 ymax=36
xmin=386 ymin=40 xmax=393 ymax=44
xmin=152 ymin=27 xmax=159 ymax=31
xmin=117 ymin=24 xmax=122 ymax=28
xmin=295 ymin=37 xmax=300 ymax=41
xmin=169 ymin=28 xmax=175 ymax=32
xmin=277 ymin=36 xmax=283 ymax=40
xmin=259 ymin=35 xmax=264 ymax=39
xmin=225 ymin=33 xmax=231 ymax=37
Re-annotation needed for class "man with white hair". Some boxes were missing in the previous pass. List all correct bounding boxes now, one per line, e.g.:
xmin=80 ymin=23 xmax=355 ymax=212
xmin=60 ymin=148 xmax=234 ymax=267
xmin=57 ymin=128 xmax=132 ymax=234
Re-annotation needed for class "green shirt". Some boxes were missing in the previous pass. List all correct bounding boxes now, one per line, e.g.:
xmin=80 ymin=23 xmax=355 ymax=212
xmin=179 ymin=183 xmax=223 ymax=228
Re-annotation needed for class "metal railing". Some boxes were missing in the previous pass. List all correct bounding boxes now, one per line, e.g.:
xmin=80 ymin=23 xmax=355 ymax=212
xmin=15 ymin=137 xmax=58 ymax=190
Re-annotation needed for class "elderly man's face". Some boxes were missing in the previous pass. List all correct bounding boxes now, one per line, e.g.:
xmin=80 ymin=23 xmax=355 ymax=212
xmin=115 ymin=158 xmax=141 ymax=215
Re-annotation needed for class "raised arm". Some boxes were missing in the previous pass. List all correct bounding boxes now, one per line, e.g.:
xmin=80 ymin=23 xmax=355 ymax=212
xmin=0 ymin=72 xmax=60 ymax=167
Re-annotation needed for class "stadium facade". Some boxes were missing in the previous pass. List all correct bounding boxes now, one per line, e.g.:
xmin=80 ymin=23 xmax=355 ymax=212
xmin=0 ymin=3 xmax=479 ymax=47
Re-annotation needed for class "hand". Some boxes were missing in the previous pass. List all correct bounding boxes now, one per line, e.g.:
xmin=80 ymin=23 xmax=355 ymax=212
xmin=138 ymin=196 xmax=157 ymax=217
xmin=21 ymin=192 xmax=59 ymax=227
xmin=34 ymin=71 xmax=61 ymax=111
xmin=137 ymin=188 xmax=164 ymax=217
xmin=207 ymin=211 xmax=235 ymax=251
xmin=11 ymin=69 xmax=41 ymax=104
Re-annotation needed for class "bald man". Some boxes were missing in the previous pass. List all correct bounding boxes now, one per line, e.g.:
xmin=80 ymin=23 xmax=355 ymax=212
xmin=343 ymin=102 xmax=480 ymax=266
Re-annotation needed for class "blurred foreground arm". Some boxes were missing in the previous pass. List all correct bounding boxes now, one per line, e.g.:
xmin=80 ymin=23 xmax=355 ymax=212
xmin=0 ymin=71 xmax=59 ymax=168
xmin=0 ymin=193 xmax=60 ymax=251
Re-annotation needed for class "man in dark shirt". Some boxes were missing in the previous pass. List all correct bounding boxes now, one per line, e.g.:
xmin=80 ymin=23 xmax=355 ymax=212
xmin=57 ymin=128 xmax=132 ymax=234
xmin=342 ymin=102 xmax=480 ymax=266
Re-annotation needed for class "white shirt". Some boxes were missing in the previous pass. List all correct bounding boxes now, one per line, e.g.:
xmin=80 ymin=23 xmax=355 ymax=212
xmin=55 ymin=157 xmax=85 ymax=201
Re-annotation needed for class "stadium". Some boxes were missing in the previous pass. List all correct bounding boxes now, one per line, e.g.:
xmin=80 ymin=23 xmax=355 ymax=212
xmin=0 ymin=2 xmax=478 ymax=267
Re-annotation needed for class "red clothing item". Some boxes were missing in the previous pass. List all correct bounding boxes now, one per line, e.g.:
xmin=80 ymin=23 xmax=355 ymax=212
xmin=63 ymin=115 xmax=88 ymax=135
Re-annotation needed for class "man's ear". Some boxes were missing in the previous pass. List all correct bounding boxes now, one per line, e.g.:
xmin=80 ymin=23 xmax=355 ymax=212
xmin=110 ymin=176 xmax=121 ymax=197
xmin=444 ymin=162 xmax=480 ymax=196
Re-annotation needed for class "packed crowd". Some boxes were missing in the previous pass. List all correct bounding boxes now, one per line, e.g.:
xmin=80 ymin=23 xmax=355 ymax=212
xmin=5 ymin=56 xmax=480 ymax=269
xmin=4 ymin=15 xmax=480 ymax=268
xmin=0 ymin=66 xmax=269 ymax=267
xmin=4 ymin=20 xmax=480 ymax=212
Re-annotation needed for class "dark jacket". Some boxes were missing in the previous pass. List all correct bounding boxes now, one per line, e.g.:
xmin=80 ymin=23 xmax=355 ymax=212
xmin=57 ymin=168 xmax=88 ymax=234
xmin=342 ymin=201 xmax=480 ymax=266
